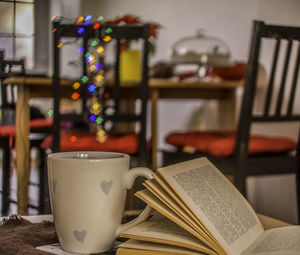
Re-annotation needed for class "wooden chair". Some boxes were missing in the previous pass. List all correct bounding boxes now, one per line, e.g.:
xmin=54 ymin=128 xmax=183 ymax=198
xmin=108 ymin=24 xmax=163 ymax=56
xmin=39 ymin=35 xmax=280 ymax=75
xmin=163 ymin=20 xmax=300 ymax=223
xmin=41 ymin=20 xmax=151 ymax=210
xmin=0 ymin=50 xmax=52 ymax=215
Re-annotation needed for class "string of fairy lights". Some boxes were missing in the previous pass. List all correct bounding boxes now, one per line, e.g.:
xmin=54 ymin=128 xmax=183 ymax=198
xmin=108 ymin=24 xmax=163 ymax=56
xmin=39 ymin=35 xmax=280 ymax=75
xmin=50 ymin=15 xmax=112 ymax=144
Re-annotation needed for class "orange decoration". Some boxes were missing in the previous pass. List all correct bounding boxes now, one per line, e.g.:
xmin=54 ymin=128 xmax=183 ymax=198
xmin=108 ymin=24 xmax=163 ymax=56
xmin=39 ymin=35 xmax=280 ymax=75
xmin=70 ymin=136 xmax=77 ymax=142
xmin=73 ymin=82 xmax=80 ymax=90
xmin=71 ymin=92 xmax=80 ymax=100
xmin=52 ymin=28 xmax=57 ymax=32
xmin=76 ymin=16 xmax=84 ymax=23
xmin=103 ymin=36 xmax=112 ymax=42
xmin=92 ymin=102 xmax=101 ymax=111
xmin=97 ymin=46 xmax=104 ymax=54
xmin=93 ymin=23 xmax=100 ymax=29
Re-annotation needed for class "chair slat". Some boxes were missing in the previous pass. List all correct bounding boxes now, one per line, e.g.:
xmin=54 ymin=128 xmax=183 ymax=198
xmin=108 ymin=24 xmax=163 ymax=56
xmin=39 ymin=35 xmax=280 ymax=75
xmin=52 ymin=26 xmax=61 ymax=152
xmin=56 ymin=22 xmax=150 ymax=40
xmin=297 ymin=129 xmax=300 ymax=154
xmin=51 ymin=20 xmax=151 ymax=169
xmin=264 ymin=39 xmax=280 ymax=116
xmin=287 ymin=43 xmax=300 ymax=116
xmin=261 ymin=24 xmax=300 ymax=40
xmin=81 ymin=37 xmax=89 ymax=118
xmin=275 ymin=39 xmax=293 ymax=116
xmin=114 ymin=39 xmax=121 ymax=118
xmin=252 ymin=115 xmax=300 ymax=122
xmin=163 ymin=20 xmax=300 ymax=223
xmin=139 ymin=33 xmax=150 ymax=164
xmin=105 ymin=114 xmax=141 ymax=122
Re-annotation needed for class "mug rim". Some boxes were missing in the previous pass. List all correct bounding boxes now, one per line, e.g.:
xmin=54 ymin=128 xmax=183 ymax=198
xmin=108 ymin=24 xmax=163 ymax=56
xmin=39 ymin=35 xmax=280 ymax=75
xmin=48 ymin=151 xmax=130 ymax=161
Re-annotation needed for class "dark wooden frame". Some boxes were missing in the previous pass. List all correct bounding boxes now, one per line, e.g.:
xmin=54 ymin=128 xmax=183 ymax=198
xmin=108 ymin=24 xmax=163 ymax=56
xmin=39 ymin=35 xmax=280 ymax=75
xmin=0 ymin=50 xmax=49 ymax=215
xmin=163 ymin=20 xmax=300 ymax=223
xmin=51 ymin=19 xmax=150 ymax=166
xmin=0 ymin=49 xmax=25 ymax=215
xmin=0 ymin=0 xmax=35 ymax=60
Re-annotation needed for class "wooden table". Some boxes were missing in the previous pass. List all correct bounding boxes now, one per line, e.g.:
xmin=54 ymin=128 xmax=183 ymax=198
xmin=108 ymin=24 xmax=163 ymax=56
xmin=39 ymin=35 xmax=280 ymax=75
xmin=3 ymin=76 xmax=242 ymax=215
xmin=148 ymin=78 xmax=242 ymax=170
xmin=4 ymin=76 xmax=73 ymax=215
xmin=0 ymin=213 xmax=289 ymax=228
xmin=0 ymin=212 xmax=290 ymax=255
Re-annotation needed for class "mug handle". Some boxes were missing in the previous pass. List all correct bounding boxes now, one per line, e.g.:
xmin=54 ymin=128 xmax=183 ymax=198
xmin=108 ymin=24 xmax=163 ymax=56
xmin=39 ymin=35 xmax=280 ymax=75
xmin=115 ymin=167 xmax=153 ymax=237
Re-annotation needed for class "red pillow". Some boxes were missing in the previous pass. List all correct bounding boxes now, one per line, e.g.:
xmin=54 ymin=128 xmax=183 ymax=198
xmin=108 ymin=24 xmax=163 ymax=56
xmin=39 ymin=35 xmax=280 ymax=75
xmin=0 ymin=118 xmax=53 ymax=137
xmin=166 ymin=131 xmax=235 ymax=152
xmin=41 ymin=129 xmax=139 ymax=155
xmin=0 ymin=126 xmax=17 ymax=137
xmin=166 ymin=131 xmax=297 ymax=157
xmin=208 ymin=134 xmax=297 ymax=157
xmin=29 ymin=118 xmax=53 ymax=129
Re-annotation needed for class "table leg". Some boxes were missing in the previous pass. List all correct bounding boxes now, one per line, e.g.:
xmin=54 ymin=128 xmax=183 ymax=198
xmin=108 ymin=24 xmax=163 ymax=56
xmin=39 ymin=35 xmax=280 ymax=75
xmin=151 ymin=89 xmax=159 ymax=171
xmin=16 ymin=84 xmax=30 ymax=215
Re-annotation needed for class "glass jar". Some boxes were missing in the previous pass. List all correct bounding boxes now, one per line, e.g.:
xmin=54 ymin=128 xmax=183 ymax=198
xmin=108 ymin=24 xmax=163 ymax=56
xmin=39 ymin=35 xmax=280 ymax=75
xmin=169 ymin=29 xmax=232 ymax=70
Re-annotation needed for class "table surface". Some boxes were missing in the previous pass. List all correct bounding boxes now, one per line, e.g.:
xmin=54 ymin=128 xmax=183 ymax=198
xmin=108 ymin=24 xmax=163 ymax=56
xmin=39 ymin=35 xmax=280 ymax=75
xmin=0 ymin=213 xmax=292 ymax=255
xmin=3 ymin=76 xmax=242 ymax=215
xmin=4 ymin=76 xmax=242 ymax=88
xmin=10 ymin=213 xmax=288 ymax=229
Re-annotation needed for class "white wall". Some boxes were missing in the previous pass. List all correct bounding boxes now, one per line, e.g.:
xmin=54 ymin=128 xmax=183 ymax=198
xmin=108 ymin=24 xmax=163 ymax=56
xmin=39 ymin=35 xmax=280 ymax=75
xmin=81 ymin=0 xmax=300 ymax=223
xmin=81 ymin=0 xmax=258 ymax=148
xmin=49 ymin=0 xmax=82 ymax=78
xmin=82 ymin=0 xmax=258 ymax=63
xmin=31 ymin=0 xmax=83 ymax=115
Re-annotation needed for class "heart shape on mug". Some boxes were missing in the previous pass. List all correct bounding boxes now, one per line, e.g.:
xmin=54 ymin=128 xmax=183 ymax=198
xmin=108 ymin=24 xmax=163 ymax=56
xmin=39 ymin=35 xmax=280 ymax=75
xmin=100 ymin=180 xmax=113 ymax=195
xmin=73 ymin=230 xmax=86 ymax=243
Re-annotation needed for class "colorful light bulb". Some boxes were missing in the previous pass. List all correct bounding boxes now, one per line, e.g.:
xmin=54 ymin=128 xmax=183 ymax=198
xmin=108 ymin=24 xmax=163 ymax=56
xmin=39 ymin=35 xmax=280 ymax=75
xmin=88 ymin=84 xmax=97 ymax=93
xmin=77 ymin=27 xmax=84 ymax=34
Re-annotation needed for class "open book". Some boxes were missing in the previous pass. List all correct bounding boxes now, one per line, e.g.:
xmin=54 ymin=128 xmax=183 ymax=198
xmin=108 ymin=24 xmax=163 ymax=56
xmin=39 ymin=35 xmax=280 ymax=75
xmin=117 ymin=158 xmax=300 ymax=255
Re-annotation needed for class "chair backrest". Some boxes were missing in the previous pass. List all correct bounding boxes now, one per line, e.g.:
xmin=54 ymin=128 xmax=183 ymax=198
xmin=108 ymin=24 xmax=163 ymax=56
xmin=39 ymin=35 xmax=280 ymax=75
xmin=101 ymin=25 xmax=150 ymax=166
xmin=235 ymin=20 xmax=300 ymax=158
xmin=0 ymin=50 xmax=25 ymax=125
xmin=52 ymin=20 xmax=150 ymax=165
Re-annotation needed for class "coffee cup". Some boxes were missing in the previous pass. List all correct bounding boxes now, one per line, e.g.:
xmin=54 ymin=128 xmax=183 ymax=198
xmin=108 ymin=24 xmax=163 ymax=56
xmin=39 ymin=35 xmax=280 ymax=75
xmin=47 ymin=151 xmax=153 ymax=253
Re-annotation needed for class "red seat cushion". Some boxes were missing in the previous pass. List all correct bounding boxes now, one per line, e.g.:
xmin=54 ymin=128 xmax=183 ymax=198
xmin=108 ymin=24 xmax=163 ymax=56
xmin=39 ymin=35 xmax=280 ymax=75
xmin=166 ymin=131 xmax=297 ymax=157
xmin=29 ymin=118 xmax=53 ymax=129
xmin=0 ymin=118 xmax=53 ymax=137
xmin=41 ymin=129 xmax=139 ymax=154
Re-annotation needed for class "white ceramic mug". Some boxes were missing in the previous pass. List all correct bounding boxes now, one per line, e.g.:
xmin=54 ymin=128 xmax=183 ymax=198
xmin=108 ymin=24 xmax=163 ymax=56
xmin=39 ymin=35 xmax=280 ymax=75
xmin=47 ymin=151 xmax=153 ymax=253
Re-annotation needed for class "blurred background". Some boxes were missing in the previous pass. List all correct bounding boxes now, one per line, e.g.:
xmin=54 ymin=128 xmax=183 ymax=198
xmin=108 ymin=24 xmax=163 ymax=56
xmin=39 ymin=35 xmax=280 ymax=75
xmin=0 ymin=0 xmax=299 ymax=223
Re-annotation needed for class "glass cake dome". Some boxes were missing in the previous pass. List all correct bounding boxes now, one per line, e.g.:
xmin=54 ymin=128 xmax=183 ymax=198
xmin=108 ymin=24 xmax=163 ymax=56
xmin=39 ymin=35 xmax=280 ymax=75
xmin=169 ymin=29 xmax=232 ymax=67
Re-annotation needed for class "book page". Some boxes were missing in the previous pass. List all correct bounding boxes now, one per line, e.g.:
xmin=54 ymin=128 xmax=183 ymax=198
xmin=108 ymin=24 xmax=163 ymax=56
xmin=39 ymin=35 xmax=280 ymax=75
xmin=154 ymin=172 xmax=195 ymax=216
xmin=120 ymin=213 xmax=217 ymax=255
xmin=256 ymin=214 xmax=291 ymax=230
xmin=135 ymin=189 xmax=225 ymax=255
xmin=158 ymin=157 xmax=264 ymax=255
xmin=153 ymin=174 xmax=212 ymax=233
xmin=119 ymin=239 xmax=207 ymax=255
xmin=242 ymin=226 xmax=300 ymax=255
xmin=153 ymin=173 xmax=223 ymax=251
xmin=144 ymin=179 xmax=210 ymax=240
xmin=117 ymin=247 xmax=173 ymax=255
xmin=144 ymin=178 xmax=221 ymax=249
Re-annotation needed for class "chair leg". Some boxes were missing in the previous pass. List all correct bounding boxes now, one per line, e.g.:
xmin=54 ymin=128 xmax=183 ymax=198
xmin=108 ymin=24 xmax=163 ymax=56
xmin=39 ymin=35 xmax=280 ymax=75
xmin=38 ymin=147 xmax=45 ymax=214
xmin=43 ymin=168 xmax=51 ymax=214
xmin=1 ymin=143 xmax=11 ymax=216
xmin=41 ymin=149 xmax=51 ymax=214
xmin=233 ymin=169 xmax=247 ymax=198
xmin=296 ymin=167 xmax=300 ymax=224
xmin=37 ymin=147 xmax=52 ymax=214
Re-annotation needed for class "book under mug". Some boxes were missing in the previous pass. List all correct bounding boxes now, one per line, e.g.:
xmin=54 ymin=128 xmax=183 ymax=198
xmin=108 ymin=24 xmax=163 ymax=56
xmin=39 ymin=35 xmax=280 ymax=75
xmin=117 ymin=157 xmax=300 ymax=255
